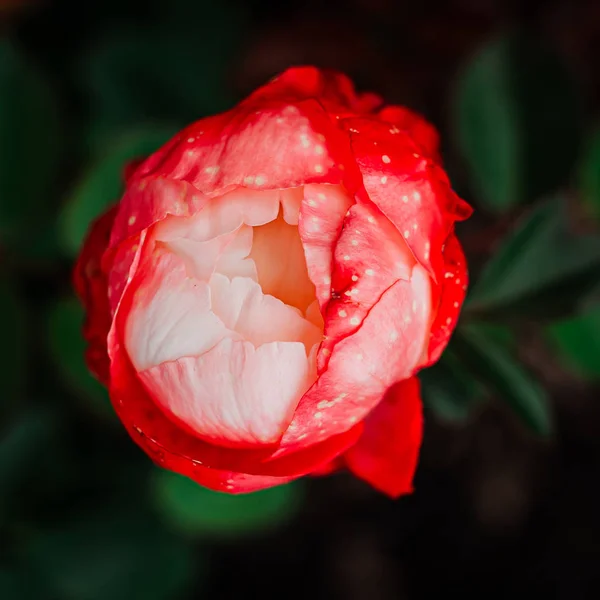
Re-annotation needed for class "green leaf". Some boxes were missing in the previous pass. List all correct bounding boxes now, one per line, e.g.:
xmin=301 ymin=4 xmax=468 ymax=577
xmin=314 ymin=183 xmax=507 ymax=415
xmin=0 ymin=570 xmax=20 ymax=600
xmin=59 ymin=127 xmax=176 ymax=256
xmin=0 ymin=409 xmax=59 ymax=518
xmin=546 ymin=305 xmax=600 ymax=380
xmin=452 ymin=324 xmax=552 ymax=436
xmin=46 ymin=297 xmax=112 ymax=419
xmin=0 ymin=568 xmax=43 ymax=600
xmin=0 ymin=40 xmax=61 ymax=243
xmin=467 ymin=196 xmax=600 ymax=316
xmin=26 ymin=512 xmax=196 ymax=600
xmin=578 ymin=126 xmax=600 ymax=220
xmin=0 ymin=280 xmax=26 ymax=414
xmin=420 ymin=351 xmax=483 ymax=422
xmin=81 ymin=25 xmax=240 ymax=148
xmin=453 ymin=31 xmax=581 ymax=213
xmin=152 ymin=470 xmax=304 ymax=538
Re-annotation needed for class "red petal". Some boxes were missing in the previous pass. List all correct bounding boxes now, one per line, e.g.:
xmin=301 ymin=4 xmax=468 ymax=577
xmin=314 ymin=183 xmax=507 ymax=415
xmin=317 ymin=199 xmax=416 ymax=367
xmin=73 ymin=206 xmax=117 ymax=383
xmin=343 ymin=116 xmax=471 ymax=280
xmin=247 ymin=66 xmax=383 ymax=115
xmin=377 ymin=105 xmax=441 ymax=162
xmin=281 ymin=268 xmax=431 ymax=448
xmin=344 ymin=377 xmax=423 ymax=497
xmin=425 ymin=233 xmax=469 ymax=366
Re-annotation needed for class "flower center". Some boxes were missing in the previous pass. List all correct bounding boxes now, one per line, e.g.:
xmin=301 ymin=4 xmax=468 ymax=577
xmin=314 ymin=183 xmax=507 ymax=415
xmin=124 ymin=185 xmax=330 ymax=447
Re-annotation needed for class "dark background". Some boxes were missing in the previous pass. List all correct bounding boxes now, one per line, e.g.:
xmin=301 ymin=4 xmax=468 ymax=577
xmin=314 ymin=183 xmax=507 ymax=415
xmin=2 ymin=0 xmax=600 ymax=598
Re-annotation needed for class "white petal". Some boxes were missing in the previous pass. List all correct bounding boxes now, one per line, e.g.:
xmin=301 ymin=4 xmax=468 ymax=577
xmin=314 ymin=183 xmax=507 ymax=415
xmin=138 ymin=338 xmax=313 ymax=445
xmin=125 ymin=248 xmax=231 ymax=370
xmin=209 ymin=273 xmax=322 ymax=353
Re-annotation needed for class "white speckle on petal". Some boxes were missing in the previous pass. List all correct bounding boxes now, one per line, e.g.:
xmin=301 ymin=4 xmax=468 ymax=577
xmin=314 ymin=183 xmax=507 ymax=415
xmin=367 ymin=216 xmax=376 ymax=224
xmin=351 ymin=275 xmax=358 ymax=282
xmin=314 ymin=164 xmax=324 ymax=173
xmin=254 ymin=175 xmax=266 ymax=185
xmin=128 ymin=216 xmax=136 ymax=226
xmin=338 ymin=309 xmax=348 ymax=318
xmin=315 ymin=145 xmax=324 ymax=155
xmin=343 ymin=254 xmax=350 ymax=261
xmin=350 ymin=317 xmax=360 ymax=326
xmin=380 ymin=175 xmax=388 ymax=184
xmin=382 ymin=155 xmax=391 ymax=164
xmin=365 ymin=268 xmax=375 ymax=276
xmin=414 ymin=191 xmax=421 ymax=202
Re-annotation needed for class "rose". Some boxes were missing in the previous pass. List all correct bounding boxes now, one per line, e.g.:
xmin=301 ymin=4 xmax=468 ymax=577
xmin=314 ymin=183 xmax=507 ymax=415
xmin=74 ymin=66 xmax=471 ymax=496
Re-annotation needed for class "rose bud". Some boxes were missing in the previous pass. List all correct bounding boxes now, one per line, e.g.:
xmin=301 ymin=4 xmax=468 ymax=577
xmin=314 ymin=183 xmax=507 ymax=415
xmin=74 ymin=66 xmax=471 ymax=496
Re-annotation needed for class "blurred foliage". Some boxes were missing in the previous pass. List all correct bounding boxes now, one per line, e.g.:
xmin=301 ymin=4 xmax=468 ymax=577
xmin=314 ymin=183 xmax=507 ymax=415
xmin=46 ymin=298 xmax=112 ymax=418
xmin=59 ymin=127 xmax=177 ymax=256
xmin=153 ymin=471 xmax=305 ymax=538
xmin=0 ymin=279 xmax=26 ymax=414
xmin=466 ymin=196 xmax=600 ymax=317
xmin=452 ymin=31 xmax=581 ymax=214
xmin=26 ymin=510 xmax=197 ymax=600
xmin=0 ymin=39 xmax=62 ymax=255
xmin=1 ymin=0 xmax=600 ymax=598
xmin=578 ymin=126 xmax=600 ymax=221
xmin=546 ymin=306 xmax=600 ymax=381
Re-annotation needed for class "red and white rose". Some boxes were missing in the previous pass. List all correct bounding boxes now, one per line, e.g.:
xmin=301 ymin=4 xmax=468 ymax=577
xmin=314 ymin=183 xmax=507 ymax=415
xmin=75 ymin=66 xmax=471 ymax=496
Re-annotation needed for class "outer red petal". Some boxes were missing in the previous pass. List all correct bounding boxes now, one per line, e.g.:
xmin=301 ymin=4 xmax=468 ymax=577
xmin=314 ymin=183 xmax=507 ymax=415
xmin=246 ymin=66 xmax=383 ymax=115
xmin=73 ymin=206 xmax=117 ymax=383
xmin=377 ymin=105 xmax=441 ymax=162
xmin=425 ymin=233 xmax=468 ymax=366
xmin=281 ymin=271 xmax=431 ymax=448
xmin=344 ymin=377 xmax=423 ymax=498
xmin=343 ymin=116 xmax=471 ymax=280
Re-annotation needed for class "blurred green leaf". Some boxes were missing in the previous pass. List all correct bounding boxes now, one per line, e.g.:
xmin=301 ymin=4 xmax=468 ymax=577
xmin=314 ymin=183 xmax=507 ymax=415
xmin=466 ymin=196 xmax=600 ymax=316
xmin=546 ymin=305 xmax=600 ymax=380
xmin=0 ymin=280 xmax=26 ymax=414
xmin=0 ymin=40 xmax=61 ymax=243
xmin=46 ymin=297 xmax=112 ymax=418
xmin=420 ymin=351 xmax=484 ymax=422
xmin=27 ymin=512 xmax=196 ymax=600
xmin=0 ymin=570 xmax=20 ymax=600
xmin=81 ymin=23 xmax=241 ymax=148
xmin=578 ymin=126 xmax=600 ymax=221
xmin=453 ymin=31 xmax=581 ymax=213
xmin=59 ymin=127 xmax=175 ymax=256
xmin=452 ymin=324 xmax=552 ymax=436
xmin=0 ymin=567 xmax=43 ymax=600
xmin=153 ymin=470 xmax=304 ymax=538
xmin=0 ymin=408 xmax=59 ymax=517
